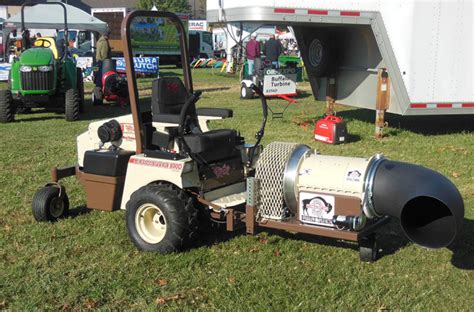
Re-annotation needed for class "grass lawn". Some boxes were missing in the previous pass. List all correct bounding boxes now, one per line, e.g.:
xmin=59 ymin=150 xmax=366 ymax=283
xmin=0 ymin=68 xmax=473 ymax=310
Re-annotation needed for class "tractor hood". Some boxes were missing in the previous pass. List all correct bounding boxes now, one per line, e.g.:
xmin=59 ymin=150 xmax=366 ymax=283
xmin=20 ymin=48 xmax=54 ymax=65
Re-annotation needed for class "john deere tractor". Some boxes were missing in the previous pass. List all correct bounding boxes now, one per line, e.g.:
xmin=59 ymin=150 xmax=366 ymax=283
xmin=0 ymin=2 xmax=83 ymax=123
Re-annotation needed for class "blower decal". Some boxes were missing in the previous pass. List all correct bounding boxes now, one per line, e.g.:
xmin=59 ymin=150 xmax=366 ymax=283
xmin=299 ymin=192 xmax=335 ymax=227
xmin=346 ymin=170 xmax=361 ymax=182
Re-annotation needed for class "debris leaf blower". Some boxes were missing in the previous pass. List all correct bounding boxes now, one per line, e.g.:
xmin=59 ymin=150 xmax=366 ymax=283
xmin=32 ymin=10 xmax=464 ymax=262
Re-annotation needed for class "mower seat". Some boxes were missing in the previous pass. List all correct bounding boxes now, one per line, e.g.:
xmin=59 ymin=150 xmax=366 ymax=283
xmin=151 ymin=77 xmax=240 ymax=163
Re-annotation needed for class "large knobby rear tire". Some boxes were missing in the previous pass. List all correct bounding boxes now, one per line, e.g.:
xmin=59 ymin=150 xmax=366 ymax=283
xmin=32 ymin=186 xmax=69 ymax=222
xmin=64 ymin=88 xmax=80 ymax=121
xmin=0 ymin=89 xmax=15 ymax=123
xmin=125 ymin=184 xmax=198 ymax=253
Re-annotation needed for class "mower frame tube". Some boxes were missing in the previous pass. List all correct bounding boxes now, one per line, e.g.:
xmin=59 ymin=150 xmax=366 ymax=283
xmin=51 ymin=166 xmax=77 ymax=183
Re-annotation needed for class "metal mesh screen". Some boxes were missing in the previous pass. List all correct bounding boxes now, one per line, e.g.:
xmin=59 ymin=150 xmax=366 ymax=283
xmin=255 ymin=142 xmax=300 ymax=220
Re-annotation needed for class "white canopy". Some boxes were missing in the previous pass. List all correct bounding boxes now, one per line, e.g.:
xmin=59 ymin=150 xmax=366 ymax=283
xmin=3 ymin=3 xmax=107 ymax=34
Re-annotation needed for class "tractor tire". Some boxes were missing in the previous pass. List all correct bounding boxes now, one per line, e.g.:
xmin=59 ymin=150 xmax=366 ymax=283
xmin=64 ymin=88 xmax=80 ymax=121
xmin=32 ymin=186 xmax=69 ymax=222
xmin=240 ymin=84 xmax=253 ymax=99
xmin=92 ymin=87 xmax=103 ymax=106
xmin=76 ymin=68 xmax=85 ymax=113
xmin=125 ymin=184 xmax=198 ymax=253
xmin=0 ymin=89 xmax=15 ymax=123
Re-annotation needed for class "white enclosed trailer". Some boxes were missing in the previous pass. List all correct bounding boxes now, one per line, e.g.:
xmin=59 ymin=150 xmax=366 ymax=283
xmin=207 ymin=0 xmax=474 ymax=116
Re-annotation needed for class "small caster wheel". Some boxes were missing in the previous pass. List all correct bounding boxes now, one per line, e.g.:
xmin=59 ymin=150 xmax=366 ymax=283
xmin=92 ymin=87 xmax=103 ymax=106
xmin=359 ymin=233 xmax=378 ymax=262
xmin=32 ymin=186 xmax=69 ymax=222
xmin=240 ymin=84 xmax=253 ymax=99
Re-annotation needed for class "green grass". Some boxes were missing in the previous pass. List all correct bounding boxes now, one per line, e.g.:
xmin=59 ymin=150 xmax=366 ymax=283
xmin=0 ymin=68 xmax=473 ymax=310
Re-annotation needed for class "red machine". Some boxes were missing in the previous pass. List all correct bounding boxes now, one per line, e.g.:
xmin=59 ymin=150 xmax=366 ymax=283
xmin=314 ymin=116 xmax=347 ymax=144
xmin=92 ymin=59 xmax=129 ymax=107
xmin=101 ymin=71 xmax=129 ymax=106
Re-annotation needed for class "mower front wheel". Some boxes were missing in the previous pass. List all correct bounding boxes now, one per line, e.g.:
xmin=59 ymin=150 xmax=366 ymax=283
xmin=240 ymin=84 xmax=253 ymax=99
xmin=65 ymin=88 xmax=80 ymax=121
xmin=92 ymin=87 xmax=103 ymax=106
xmin=0 ymin=89 xmax=15 ymax=123
xmin=32 ymin=186 xmax=69 ymax=222
xmin=125 ymin=184 xmax=198 ymax=253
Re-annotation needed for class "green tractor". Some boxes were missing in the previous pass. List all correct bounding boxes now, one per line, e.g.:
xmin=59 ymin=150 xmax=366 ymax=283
xmin=0 ymin=2 xmax=84 ymax=123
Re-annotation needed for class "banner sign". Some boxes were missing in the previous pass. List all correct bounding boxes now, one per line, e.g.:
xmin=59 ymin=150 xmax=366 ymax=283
xmin=114 ymin=57 xmax=160 ymax=75
xmin=263 ymin=68 xmax=297 ymax=96
xmin=189 ymin=20 xmax=208 ymax=31
xmin=0 ymin=63 xmax=11 ymax=81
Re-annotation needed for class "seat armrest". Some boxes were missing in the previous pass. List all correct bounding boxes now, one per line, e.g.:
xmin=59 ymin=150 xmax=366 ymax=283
xmin=153 ymin=114 xmax=181 ymax=124
xmin=197 ymin=108 xmax=233 ymax=118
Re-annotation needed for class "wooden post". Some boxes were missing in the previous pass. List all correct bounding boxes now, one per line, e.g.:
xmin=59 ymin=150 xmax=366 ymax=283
xmin=325 ymin=76 xmax=336 ymax=116
xmin=375 ymin=69 xmax=390 ymax=139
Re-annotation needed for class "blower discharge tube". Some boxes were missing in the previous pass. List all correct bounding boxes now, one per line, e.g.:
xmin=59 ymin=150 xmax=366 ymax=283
xmin=282 ymin=147 xmax=464 ymax=248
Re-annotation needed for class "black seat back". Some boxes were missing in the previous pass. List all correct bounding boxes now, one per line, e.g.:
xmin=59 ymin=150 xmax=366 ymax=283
xmin=152 ymin=77 xmax=195 ymax=116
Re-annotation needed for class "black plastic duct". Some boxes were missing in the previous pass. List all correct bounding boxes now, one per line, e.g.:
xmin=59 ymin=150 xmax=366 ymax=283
xmin=372 ymin=160 xmax=464 ymax=248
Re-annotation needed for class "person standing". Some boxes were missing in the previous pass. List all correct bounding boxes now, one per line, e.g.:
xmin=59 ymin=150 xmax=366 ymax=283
xmin=264 ymin=34 xmax=283 ymax=68
xmin=245 ymin=35 xmax=260 ymax=76
xmin=95 ymin=29 xmax=111 ymax=88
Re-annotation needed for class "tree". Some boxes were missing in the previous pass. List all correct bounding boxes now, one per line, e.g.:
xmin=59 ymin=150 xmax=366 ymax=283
xmin=138 ymin=0 xmax=191 ymax=13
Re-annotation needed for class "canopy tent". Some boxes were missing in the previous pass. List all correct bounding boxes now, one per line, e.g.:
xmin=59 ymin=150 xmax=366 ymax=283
xmin=3 ymin=3 xmax=107 ymax=33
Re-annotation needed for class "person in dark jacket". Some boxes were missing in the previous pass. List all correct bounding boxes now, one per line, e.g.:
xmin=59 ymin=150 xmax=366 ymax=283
xmin=245 ymin=35 xmax=260 ymax=76
xmin=263 ymin=34 xmax=283 ymax=68
xmin=95 ymin=29 xmax=112 ymax=88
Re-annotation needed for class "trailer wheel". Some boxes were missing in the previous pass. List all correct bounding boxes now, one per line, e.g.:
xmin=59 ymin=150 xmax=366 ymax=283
xmin=240 ymin=84 xmax=253 ymax=99
xmin=64 ymin=88 xmax=80 ymax=121
xmin=359 ymin=233 xmax=378 ymax=262
xmin=0 ymin=89 xmax=14 ymax=123
xmin=92 ymin=87 xmax=103 ymax=106
xmin=76 ymin=68 xmax=85 ymax=113
xmin=125 ymin=184 xmax=198 ymax=253
xmin=32 ymin=186 xmax=69 ymax=222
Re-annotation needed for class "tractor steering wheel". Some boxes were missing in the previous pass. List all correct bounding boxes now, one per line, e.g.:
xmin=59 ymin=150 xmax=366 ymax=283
xmin=34 ymin=39 xmax=51 ymax=48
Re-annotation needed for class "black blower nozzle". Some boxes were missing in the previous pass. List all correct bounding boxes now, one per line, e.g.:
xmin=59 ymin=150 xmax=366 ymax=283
xmin=372 ymin=160 xmax=464 ymax=248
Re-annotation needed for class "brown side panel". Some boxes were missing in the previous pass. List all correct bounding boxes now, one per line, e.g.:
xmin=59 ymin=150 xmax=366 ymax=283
xmin=77 ymin=171 xmax=125 ymax=212
xmin=334 ymin=195 xmax=362 ymax=216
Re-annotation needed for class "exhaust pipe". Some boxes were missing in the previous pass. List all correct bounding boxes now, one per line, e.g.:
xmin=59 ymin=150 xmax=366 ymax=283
xmin=371 ymin=160 xmax=464 ymax=248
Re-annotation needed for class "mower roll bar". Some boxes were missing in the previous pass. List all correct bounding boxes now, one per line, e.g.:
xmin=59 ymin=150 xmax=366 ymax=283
xmin=121 ymin=10 xmax=193 ymax=154
xmin=21 ymin=2 xmax=68 ymax=60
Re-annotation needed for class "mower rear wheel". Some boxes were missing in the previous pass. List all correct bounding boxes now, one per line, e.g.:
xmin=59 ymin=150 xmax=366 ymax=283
xmin=0 ymin=89 xmax=15 ymax=123
xmin=125 ymin=184 xmax=198 ymax=253
xmin=92 ymin=87 xmax=103 ymax=106
xmin=65 ymin=88 xmax=80 ymax=121
xmin=32 ymin=186 xmax=69 ymax=222
xmin=359 ymin=233 xmax=378 ymax=262
xmin=240 ymin=84 xmax=253 ymax=99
